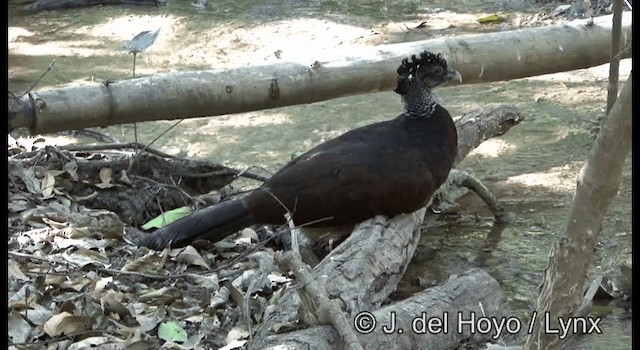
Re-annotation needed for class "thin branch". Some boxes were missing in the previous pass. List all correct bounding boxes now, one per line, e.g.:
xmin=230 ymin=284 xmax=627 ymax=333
xmin=23 ymin=59 xmax=56 ymax=95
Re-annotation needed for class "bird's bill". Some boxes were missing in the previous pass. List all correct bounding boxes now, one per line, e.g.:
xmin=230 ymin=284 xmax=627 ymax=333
xmin=446 ymin=69 xmax=463 ymax=83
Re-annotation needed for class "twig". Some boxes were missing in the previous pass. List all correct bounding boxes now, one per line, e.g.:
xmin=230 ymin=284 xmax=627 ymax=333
xmin=146 ymin=119 xmax=184 ymax=151
xmin=9 ymin=250 xmax=201 ymax=280
xmin=130 ymin=174 xmax=199 ymax=207
xmin=208 ymin=216 xmax=334 ymax=273
xmin=284 ymin=213 xmax=301 ymax=259
xmin=605 ymin=0 xmax=624 ymax=114
xmin=60 ymin=128 xmax=117 ymax=143
xmin=175 ymin=168 xmax=268 ymax=183
xmin=128 ymin=118 xmax=184 ymax=173
xmin=23 ymin=59 xmax=56 ymax=95
xmin=277 ymin=250 xmax=364 ymax=350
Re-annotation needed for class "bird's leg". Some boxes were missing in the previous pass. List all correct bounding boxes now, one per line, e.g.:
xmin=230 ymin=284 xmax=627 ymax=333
xmin=437 ymin=169 xmax=515 ymax=222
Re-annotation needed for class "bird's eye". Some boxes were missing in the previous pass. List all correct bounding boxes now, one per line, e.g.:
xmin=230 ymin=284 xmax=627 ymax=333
xmin=431 ymin=66 xmax=444 ymax=75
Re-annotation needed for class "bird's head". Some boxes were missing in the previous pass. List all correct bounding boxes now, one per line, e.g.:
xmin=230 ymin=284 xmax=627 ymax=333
xmin=394 ymin=51 xmax=462 ymax=94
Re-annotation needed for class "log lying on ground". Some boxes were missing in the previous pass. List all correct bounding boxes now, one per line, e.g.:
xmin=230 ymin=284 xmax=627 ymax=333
xmin=8 ymin=13 xmax=629 ymax=134
xmin=249 ymin=105 xmax=521 ymax=347
xmin=256 ymin=269 xmax=503 ymax=350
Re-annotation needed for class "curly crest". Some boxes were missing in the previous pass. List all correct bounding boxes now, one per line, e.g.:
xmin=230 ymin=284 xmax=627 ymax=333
xmin=394 ymin=51 xmax=448 ymax=94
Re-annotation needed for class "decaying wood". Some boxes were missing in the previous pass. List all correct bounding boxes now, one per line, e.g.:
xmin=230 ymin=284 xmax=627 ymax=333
xmin=255 ymin=269 xmax=503 ymax=350
xmin=524 ymin=74 xmax=631 ymax=349
xmin=278 ymin=249 xmax=364 ymax=350
xmin=23 ymin=0 xmax=165 ymax=12
xmin=8 ymin=13 xmax=628 ymax=134
xmin=452 ymin=105 xmax=523 ymax=167
xmin=255 ymin=210 xmax=426 ymax=336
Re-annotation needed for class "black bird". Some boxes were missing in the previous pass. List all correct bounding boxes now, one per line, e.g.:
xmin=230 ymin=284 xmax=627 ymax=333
xmin=139 ymin=51 xmax=461 ymax=250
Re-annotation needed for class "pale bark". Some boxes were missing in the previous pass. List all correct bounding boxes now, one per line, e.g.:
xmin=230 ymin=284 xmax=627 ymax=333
xmin=524 ymin=74 xmax=631 ymax=349
xmin=254 ymin=269 xmax=503 ymax=350
xmin=8 ymin=13 xmax=630 ymax=135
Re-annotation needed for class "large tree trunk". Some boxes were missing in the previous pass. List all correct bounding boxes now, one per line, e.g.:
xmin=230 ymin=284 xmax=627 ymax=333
xmin=524 ymin=74 xmax=631 ymax=349
xmin=8 ymin=13 xmax=630 ymax=135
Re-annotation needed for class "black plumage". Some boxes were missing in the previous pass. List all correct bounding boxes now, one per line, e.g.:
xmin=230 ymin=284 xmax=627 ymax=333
xmin=139 ymin=50 xmax=460 ymax=250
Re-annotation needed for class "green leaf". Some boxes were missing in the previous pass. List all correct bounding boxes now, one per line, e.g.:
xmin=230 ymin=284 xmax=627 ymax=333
xmin=477 ymin=14 xmax=505 ymax=23
xmin=157 ymin=321 xmax=188 ymax=343
xmin=142 ymin=206 xmax=192 ymax=230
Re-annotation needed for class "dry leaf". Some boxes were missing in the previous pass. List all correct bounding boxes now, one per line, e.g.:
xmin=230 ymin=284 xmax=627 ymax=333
xmin=121 ymin=252 xmax=166 ymax=273
xmin=8 ymin=260 xmax=29 ymax=281
xmin=101 ymin=291 xmax=131 ymax=318
xmin=218 ymin=340 xmax=247 ymax=350
xmin=138 ymin=287 xmax=181 ymax=305
xmin=170 ymin=246 xmax=210 ymax=269
xmin=21 ymin=304 xmax=54 ymax=326
xmin=17 ymin=165 xmax=41 ymax=194
xmin=61 ymin=248 xmax=110 ymax=268
xmin=119 ymin=170 xmax=133 ymax=186
xmin=41 ymin=172 xmax=56 ymax=198
xmin=96 ymin=168 xmax=114 ymax=189
xmin=8 ymin=310 xmax=31 ymax=343
xmin=43 ymin=311 xmax=92 ymax=337
xmin=53 ymin=236 xmax=112 ymax=250
xmin=63 ymin=161 xmax=79 ymax=181
xmin=210 ymin=286 xmax=230 ymax=308
xmin=68 ymin=336 xmax=124 ymax=350
xmin=94 ymin=277 xmax=114 ymax=294
xmin=74 ymin=191 xmax=99 ymax=201
xmin=133 ymin=305 xmax=167 ymax=332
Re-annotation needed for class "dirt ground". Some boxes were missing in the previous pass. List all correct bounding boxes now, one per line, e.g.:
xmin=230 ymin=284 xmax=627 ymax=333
xmin=8 ymin=1 xmax=632 ymax=349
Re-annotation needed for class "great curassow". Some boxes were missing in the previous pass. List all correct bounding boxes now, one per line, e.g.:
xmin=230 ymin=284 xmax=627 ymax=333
xmin=139 ymin=51 xmax=461 ymax=250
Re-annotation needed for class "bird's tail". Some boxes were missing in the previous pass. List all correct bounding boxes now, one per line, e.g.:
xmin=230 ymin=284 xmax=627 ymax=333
xmin=138 ymin=199 xmax=255 ymax=250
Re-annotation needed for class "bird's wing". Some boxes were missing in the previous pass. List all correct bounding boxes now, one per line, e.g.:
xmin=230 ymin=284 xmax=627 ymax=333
xmin=245 ymin=135 xmax=436 ymax=226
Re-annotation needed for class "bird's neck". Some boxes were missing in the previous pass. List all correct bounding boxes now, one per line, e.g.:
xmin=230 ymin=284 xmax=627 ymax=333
xmin=401 ymin=84 xmax=438 ymax=119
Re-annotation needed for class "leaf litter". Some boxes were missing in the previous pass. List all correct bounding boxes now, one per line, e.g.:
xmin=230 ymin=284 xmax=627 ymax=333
xmin=8 ymin=141 xmax=293 ymax=349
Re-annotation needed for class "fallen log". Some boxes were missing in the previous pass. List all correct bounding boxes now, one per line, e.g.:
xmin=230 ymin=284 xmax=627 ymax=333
xmin=8 ymin=13 xmax=628 ymax=134
xmin=255 ymin=269 xmax=503 ymax=350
